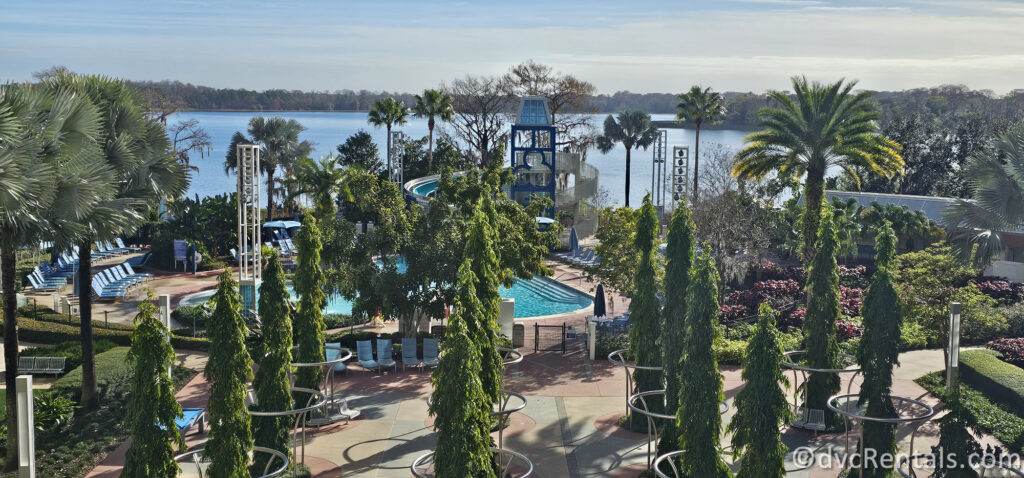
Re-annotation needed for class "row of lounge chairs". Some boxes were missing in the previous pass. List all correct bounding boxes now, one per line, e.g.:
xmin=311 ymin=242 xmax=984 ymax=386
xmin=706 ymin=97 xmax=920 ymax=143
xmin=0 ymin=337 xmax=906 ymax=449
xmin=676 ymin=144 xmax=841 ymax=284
xmin=338 ymin=338 xmax=440 ymax=374
xmin=555 ymin=246 xmax=600 ymax=267
xmin=90 ymin=263 xmax=153 ymax=301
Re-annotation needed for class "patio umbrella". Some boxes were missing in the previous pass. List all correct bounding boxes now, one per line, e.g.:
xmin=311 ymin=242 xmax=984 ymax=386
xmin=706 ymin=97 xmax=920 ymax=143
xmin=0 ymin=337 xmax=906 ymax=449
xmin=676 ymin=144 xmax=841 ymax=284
xmin=593 ymin=283 xmax=607 ymax=317
xmin=569 ymin=226 xmax=579 ymax=252
xmin=263 ymin=220 xmax=301 ymax=229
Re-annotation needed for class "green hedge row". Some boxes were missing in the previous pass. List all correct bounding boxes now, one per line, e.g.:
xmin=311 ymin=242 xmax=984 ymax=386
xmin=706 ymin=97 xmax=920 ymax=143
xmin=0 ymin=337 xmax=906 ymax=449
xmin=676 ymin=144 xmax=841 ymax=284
xmin=0 ymin=316 xmax=210 ymax=351
xmin=17 ymin=304 xmax=135 ymax=331
xmin=960 ymin=349 xmax=1024 ymax=414
xmin=916 ymin=371 xmax=1024 ymax=454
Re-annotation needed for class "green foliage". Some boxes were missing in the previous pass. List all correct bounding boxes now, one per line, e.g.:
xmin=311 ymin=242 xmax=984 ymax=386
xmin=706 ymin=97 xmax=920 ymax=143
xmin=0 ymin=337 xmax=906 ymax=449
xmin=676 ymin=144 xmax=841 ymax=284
xmin=462 ymin=202 xmax=504 ymax=404
xmin=917 ymin=371 xmax=1024 ymax=455
xmin=893 ymin=243 xmax=981 ymax=347
xmin=123 ymin=298 xmax=184 ymax=478
xmin=855 ymin=223 xmax=902 ymax=478
xmin=595 ymin=335 xmax=629 ymax=361
xmin=933 ymin=387 xmax=983 ymax=478
xmin=627 ymin=196 xmax=663 ymax=429
xmin=336 ymin=130 xmax=382 ymax=175
xmin=413 ymin=88 xmax=455 ymax=172
xmin=156 ymin=193 xmax=238 ymax=261
xmin=428 ymin=264 xmax=496 ymax=478
xmin=803 ymin=208 xmax=842 ymax=427
xmin=0 ymin=314 xmax=210 ymax=351
xmin=657 ymin=204 xmax=695 ymax=454
xmin=20 ymin=339 xmax=116 ymax=372
xmin=204 ymin=272 xmax=254 ymax=477
xmin=31 ymin=391 xmax=75 ymax=436
xmin=51 ymin=348 xmax=131 ymax=398
xmin=293 ymin=215 xmax=327 ymax=395
xmin=252 ymin=251 xmax=294 ymax=471
xmin=595 ymin=110 xmax=661 ymax=207
xmin=714 ymin=339 xmax=748 ymax=365
xmin=677 ymin=251 xmax=731 ymax=478
xmin=728 ymin=304 xmax=790 ymax=478
xmin=224 ymin=116 xmax=312 ymax=218
xmin=959 ymin=349 xmax=1024 ymax=414
xmin=950 ymin=286 xmax=1006 ymax=344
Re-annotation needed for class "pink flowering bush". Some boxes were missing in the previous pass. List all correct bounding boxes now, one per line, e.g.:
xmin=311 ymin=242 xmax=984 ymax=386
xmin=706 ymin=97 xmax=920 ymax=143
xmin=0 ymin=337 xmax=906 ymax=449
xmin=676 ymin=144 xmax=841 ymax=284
xmin=837 ymin=319 xmax=864 ymax=340
xmin=986 ymin=337 xmax=1024 ymax=366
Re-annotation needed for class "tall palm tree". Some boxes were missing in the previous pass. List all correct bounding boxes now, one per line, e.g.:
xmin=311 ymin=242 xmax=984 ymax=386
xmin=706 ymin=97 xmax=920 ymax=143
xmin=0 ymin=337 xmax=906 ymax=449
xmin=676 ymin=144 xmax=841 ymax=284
xmin=414 ymin=89 xmax=454 ymax=173
xmin=596 ymin=110 xmax=660 ymax=208
xmin=0 ymin=83 xmax=113 ymax=470
xmin=733 ymin=77 xmax=903 ymax=261
xmin=943 ymin=123 xmax=1024 ymax=266
xmin=367 ymin=97 xmax=409 ymax=178
xmin=677 ymin=86 xmax=726 ymax=203
xmin=224 ymin=117 xmax=311 ymax=218
xmin=285 ymin=155 xmax=350 ymax=220
xmin=46 ymin=73 xmax=188 ymax=409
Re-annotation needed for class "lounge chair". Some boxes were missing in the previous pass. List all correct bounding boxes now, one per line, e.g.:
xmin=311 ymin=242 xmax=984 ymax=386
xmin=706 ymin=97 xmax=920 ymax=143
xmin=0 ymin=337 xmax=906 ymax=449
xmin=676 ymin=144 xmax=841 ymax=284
xmin=284 ymin=239 xmax=298 ymax=255
xmin=40 ymin=263 xmax=73 ymax=279
xmin=422 ymin=338 xmax=439 ymax=368
xmin=376 ymin=339 xmax=397 ymax=373
xmin=28 ymin=274 xmax=63 ymax=292
xmin=115 ymin=237 xmax=142 ymax=252
xmin=91 ymin=278 xmax=125 ymax=301
xmin=104 ymin=240 xmax=128 ymax=255
xmin=555 ymin=246 xmax=580 ymax=261
xmin=356 ymin=340 xmax=380 ymax=373
xmin=400 ymin=338 xmax=420 ymax=372
xmin=122 ymin=263 xmax=153 ymax=280
xmin=93 ymin=241 xmax=117 ymax=257
xmin=337 ymin=399 xmax=360 ymax=423
xmin=230 ymin=248 xmax=240 ymax=264
xmin=175 ymin=408 xmax=207 ymax=435
xmin=571 ymin=249 xmax=594 ymax=266
xmin=325 ymin=342 xmax=348 ymax=375
xmin=579 ymin=254 xmax=600 ymax=267
xmin=31 ymin=269 xmax=66 ymax=286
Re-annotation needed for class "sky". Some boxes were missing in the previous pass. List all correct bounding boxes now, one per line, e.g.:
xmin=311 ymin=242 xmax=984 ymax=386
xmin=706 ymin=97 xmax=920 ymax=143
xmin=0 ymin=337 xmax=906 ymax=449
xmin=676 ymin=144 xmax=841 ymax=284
xmin=2 ymin=0 xmax=1024 ymax=95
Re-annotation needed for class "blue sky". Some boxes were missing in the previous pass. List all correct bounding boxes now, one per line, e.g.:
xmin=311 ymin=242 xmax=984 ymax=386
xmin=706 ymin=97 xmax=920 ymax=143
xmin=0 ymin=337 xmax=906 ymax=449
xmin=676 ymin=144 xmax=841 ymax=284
xmin=3 ymin=0 xmax=1023 ymax=93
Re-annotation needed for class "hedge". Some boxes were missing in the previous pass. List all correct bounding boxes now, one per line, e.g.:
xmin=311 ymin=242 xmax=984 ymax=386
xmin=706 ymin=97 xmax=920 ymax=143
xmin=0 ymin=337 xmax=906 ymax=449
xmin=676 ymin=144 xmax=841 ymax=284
xmin=17 ymin=304 xmax=134 ymax=331
xmin=960 ymin=349 xmax=1024 ymax=415
xmin=0 ymin=316 xmax=210 ymax=351
xmin=916 ymin=371 xmax=1024 ymax=454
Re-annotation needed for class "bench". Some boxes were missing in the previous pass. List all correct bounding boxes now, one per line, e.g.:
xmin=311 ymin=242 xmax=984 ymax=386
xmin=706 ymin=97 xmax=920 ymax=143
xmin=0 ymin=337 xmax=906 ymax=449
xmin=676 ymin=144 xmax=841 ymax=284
xmin=792 ymin=405 xmax=826 ymax=435
xmin=18 ymin=357 xmax=67 ymax=376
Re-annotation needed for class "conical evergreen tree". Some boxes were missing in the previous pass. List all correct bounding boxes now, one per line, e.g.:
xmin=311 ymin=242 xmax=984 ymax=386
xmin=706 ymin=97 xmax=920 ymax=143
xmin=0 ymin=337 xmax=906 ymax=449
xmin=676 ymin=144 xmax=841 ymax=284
xmin=463 ymin=200 xmax=503 ymax=404
xmin=677 ymin=251 xmax=732 ymax=478
xmin=856 ymin=222 xmax=903 ymax=478
xmin=657 ymin=203 xmax=696 ymax=454
xmin=204 ymin=272 xmax=254 ymax=478
xmin=727 ymin=304 xmax=791 ymax=478
xmin=252 ymin=250 xmax=294 ymax=472
xmin=628 ymin=195 xmax=663 ymax=429
xmin=803 ymin=206 xmax=842 ymax=428
xmin=932 ymin=386 xmax=982 ymax=478
xmin=293 ymin=215 xmax=327 ymax=399
xmin=123 ymin=296 xmax=184 ymax=478
xmin=428 ymin=260 xmax=497 ymax=478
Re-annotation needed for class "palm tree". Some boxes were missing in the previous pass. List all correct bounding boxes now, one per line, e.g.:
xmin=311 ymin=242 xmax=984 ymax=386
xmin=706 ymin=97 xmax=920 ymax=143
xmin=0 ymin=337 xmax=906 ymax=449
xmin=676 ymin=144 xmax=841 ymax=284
xmin=46 ymin=73 xmax=188 ymax=409
xmin=224 ymin=117 xmax=311 ymax=218
xmin=0 ymin=83 xmax=113 ymax=470
xmin=862 ymin=202 xmax=933 ymax=252
xmin=367 ymin=97 xmax=409 ymax=178
xmin=413 ymin=89 xmax=454 ymax=173
xmin=285 ymin=155 xmax=350 ymax=220
xmin=596 ymin=110 xmax=660 ymax=208
xmin=943 ymin=123 xmax=1024 ymax=266
xmin=677 ymin=86 xmax=726 ymax=203
xmin=733 ymin=77 xmax=903 ymax=261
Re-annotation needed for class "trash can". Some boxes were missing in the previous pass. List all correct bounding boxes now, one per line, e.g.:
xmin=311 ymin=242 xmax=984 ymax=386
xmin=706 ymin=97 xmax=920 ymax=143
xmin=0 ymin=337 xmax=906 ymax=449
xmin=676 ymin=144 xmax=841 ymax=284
xmin=513 ymin=323 xmax=525 ymax=348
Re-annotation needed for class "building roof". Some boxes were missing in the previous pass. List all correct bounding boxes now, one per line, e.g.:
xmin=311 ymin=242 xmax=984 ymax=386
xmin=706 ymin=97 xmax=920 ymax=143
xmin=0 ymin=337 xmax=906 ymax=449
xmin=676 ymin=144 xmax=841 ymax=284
xmin=824 ymin=190 xmax=959 ymax=224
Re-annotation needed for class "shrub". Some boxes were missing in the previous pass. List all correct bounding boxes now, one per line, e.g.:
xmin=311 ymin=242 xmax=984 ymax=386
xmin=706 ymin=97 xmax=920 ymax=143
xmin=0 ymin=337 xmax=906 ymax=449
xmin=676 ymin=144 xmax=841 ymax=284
xmin=899 ymin=321 xmax=929 ymax=350
xmin=839 ymin=286 xmax=864 ymax=317
xmin=916 ymin=371 xmax=1024 ymax=455
xmin=1 ymin=315 xmax=210 ymax=351
xmin=171 ymin=304 xmax=211 ymax=330
xmin=987 ymin=338 xmax=1024 ymax=366
xmin=52 ymin=347 xmax=133 ymax=400
xmin=752 ymin=261 xmax=806 ymax=283
xmin=836 ymin=320 xmax=863 ymax=341
xmin=1002 ymin=303 xmax=1024 ymax=338
xmin=974 ymin=279 xmax=1024 ymax=305
xmin=838 ymin=265 xmax=870 ymax=289
xmin=323 ymin=313 xmax=366 ymax=330
xmin=959 ymin=349 xmax=1024 ymax=414
xmin=952 ymin=286 xmax=1007 ymax=344
xmin=20 ymin=339 xmax=117 ymax=372
xmin=714 ymin=339 xmax=747 ymax=365
xmin=594 ymin=334 xmax=629 ymax=361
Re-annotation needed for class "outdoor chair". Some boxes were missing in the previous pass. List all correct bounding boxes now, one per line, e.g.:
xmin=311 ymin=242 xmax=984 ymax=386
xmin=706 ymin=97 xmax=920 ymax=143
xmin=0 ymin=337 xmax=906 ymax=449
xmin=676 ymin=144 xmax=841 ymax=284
xmin=31 ymin=269 xmax=66 ymax=286
xmin=792 ymin=405 xmax=826 ymax=436
xmin=337 ymin=399 xmax=361 ymax=424
xmin=376 ymin=339 xmax=397 ymax=373
xmin=400 ymin=338 xmax=420 ymax=372
xmin=325 ymin=342 xmax=348 ymax=375
xmin=356 ymin=340 xmax=380 ymax=373
xmin=115 ymin=237 xmax=141 ymax=252
xmin=175 ymin=408 xmax=207 ymax=435
xmin=122 ymin=262 xmax=153 ymax=280
xmin=28 ymin=274 xmax=63 ymax=292
xmin=40 ymin=263 xmax=73 ymax=279
xmin=571 ymin=249 xmax=594 ymax=266
xmin=422 ymin=338 xmax=439 ymax=368
xmin=104 ymin=240 xmax=128 ymax=255
xmin=555 ymin=246 xmax=580 ymax=262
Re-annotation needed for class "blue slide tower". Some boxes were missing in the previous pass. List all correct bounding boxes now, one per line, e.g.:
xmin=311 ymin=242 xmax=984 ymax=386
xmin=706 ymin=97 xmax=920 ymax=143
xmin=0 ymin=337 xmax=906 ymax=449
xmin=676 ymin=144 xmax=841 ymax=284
xmin=510 ymin=96 xmax=556 ymax=216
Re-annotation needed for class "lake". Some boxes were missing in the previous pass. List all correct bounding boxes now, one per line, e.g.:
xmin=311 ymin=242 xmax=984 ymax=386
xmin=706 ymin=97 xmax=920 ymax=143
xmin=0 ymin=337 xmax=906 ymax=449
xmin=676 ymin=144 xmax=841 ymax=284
xmin=168 ymin=111 xmax=750 ymax=207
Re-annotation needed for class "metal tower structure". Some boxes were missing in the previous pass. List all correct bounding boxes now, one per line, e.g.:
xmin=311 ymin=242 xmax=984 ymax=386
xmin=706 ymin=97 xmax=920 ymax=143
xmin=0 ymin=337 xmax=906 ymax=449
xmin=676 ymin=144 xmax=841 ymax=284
xmin=389 ymin=130 xmax=406 ymax=186
xmin=236 ymin=143 xmax=261 ymax=311
xmin=671 ymin=146 xmax=690 ymax=207
xmin=650 ymin=129 xmax=668 ymax=212
xmin=510 ymin=96 xmax=557 ymax=217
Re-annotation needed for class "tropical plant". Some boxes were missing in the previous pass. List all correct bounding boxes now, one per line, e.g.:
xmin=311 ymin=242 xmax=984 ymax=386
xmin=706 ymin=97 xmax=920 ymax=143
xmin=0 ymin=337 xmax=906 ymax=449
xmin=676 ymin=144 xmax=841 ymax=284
xmin=733 ymin=77 xmax=904 ymax=261
xmin=293 ymin=215 xmax=327 ymax=398
xmin=862 ymin=201 xmax=935 ymax=252
xmin=123 ymin=296 xmax=184 ymax=478
xmin=943 ymin=123 xmax=1024 ymax=266
xmin=677 ymin=86 xmax=726 ymax=202
xmin=855 ymin=223 xmax=902 ymax=478
xmin=657 ymin=204 xmax=695 ymax=455
xmin=932 ymin=387 xmax=983 ymax=478
xmin=336 ymin=130 xmax=383 ymax=175
xmin=803 ymin=207 xmax=842 ymax=428
xmin=591 ymin=206 xmax=639 ymax=291
xmin=413 ymin=89 xmax=455 ymax=172
xmin=204 ymin=271 xmax=254 ymax=477
xmin=367 ymin=97 xmax=410 ymax=177
xmin=286 ymin=155 xmax=349 ymax=221
xmin=728 ymin=304 xmax=791 ymax=478
xmin=224 ymin=116 xmax=312 ymax=218
xmin=428 ymin=261 xmax=496 ymax=478
xmin=677 ymin=250 xmax=731 ymax=478
xmin=252 ymin=250 xmax=293 ymax=472
xmin=462 ymin=200 xmax=504 ymax=404
xmin=0 ymin=83 xmax=108 ymax=469
xmin=627 ymin=195 xmax=662 ymax=429
xmin=596 ymin=110 xmax=660 ymax=207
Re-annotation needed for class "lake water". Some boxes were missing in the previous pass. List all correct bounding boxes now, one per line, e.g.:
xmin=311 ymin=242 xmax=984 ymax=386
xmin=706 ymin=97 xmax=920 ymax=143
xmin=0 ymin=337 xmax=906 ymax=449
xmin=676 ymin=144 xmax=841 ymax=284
xmin=169 ymin=111 xmax=749 ymax=207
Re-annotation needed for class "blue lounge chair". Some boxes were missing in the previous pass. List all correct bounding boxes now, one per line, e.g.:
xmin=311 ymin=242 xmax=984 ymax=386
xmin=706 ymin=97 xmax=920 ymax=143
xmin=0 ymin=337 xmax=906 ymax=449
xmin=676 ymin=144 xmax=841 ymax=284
xmin=91 ymin=278 xmax=125 ymax=300
xmin=571 ymin=249 xmax=594 ymax=266
xmin=28 ymin=274 xmax=63 ymax=292
xmin=401 ymin=338 xmax=420 ymax=372
xmin=32 ymin=268 xmax=66 ymax=285
xmin=115 ymin=237 xmax=141 ymax=252
xmin=40 ymin=263 xmax=73 ymax=279
xmin=121 ymin=263 xmax=153 ymax=280
xmin=555 ymin=246 xmax=580 ymax=261
xmin=356 ymin=340 xmax=380 ymax=373
xmin=175 ymin=408 xmax=207 ymax=435
xmin=422 ymin=338 xmax=439 ymax=368
xmin=104 ymin=240 xmax=128 ymax=255
xmin=325 ymin=342 xmax=348 ymax=375
xmin=376 ymin=339 xmax=397 ymax=372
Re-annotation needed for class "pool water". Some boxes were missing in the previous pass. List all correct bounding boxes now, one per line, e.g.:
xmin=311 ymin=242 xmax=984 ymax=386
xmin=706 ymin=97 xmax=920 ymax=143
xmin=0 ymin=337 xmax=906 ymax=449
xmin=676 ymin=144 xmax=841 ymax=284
xmin=412 ymin=181 xmax=438 ymax=197
xmin=179 ymin=263 xmax=591 ymax=319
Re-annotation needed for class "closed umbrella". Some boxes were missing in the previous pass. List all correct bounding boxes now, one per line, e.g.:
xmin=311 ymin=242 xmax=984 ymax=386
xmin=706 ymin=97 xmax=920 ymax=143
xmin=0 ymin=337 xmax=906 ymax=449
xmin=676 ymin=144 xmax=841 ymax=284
xmin=593 ymin=283 xmax=607 ymax=317
xmin=569 ymin=226 xmax=579 ymax=253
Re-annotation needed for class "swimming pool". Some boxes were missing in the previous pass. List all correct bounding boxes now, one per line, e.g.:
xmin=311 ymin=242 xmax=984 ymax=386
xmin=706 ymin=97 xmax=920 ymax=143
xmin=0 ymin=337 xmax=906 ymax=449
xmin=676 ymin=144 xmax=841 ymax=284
xmin=412 ymin=180 xmax=438 ymax=198
xmin=179 ymin=269 xmax=591 ymax=319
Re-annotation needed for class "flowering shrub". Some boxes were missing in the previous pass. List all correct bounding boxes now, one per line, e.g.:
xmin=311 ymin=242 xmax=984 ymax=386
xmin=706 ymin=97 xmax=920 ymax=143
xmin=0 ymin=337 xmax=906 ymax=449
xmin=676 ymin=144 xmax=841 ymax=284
xmin=974 ymin=280 xmax=1024 ymax=305
xmin=837 ymin=320 xmax=864 ymax=340
xmin=781 ymin=307 xmax=806 ymax=328
xmin=840 ymin=286 xmax=865 ymax=317
xmin=719 ymin=304 xmax=749 ymax=323
xmin=986 ymin=337 xmax=1024 ymax=366
xmin=838 ymin=265 xmax=870 ymax=289
xmin=753 ymin=261 xmax=806 ymax=283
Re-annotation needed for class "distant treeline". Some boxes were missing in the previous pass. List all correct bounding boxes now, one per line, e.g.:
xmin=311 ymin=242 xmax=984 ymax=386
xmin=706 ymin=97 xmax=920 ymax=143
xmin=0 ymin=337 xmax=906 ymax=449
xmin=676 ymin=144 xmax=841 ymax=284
xmin=134 ymin=80 xmax=1024 ymax=131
